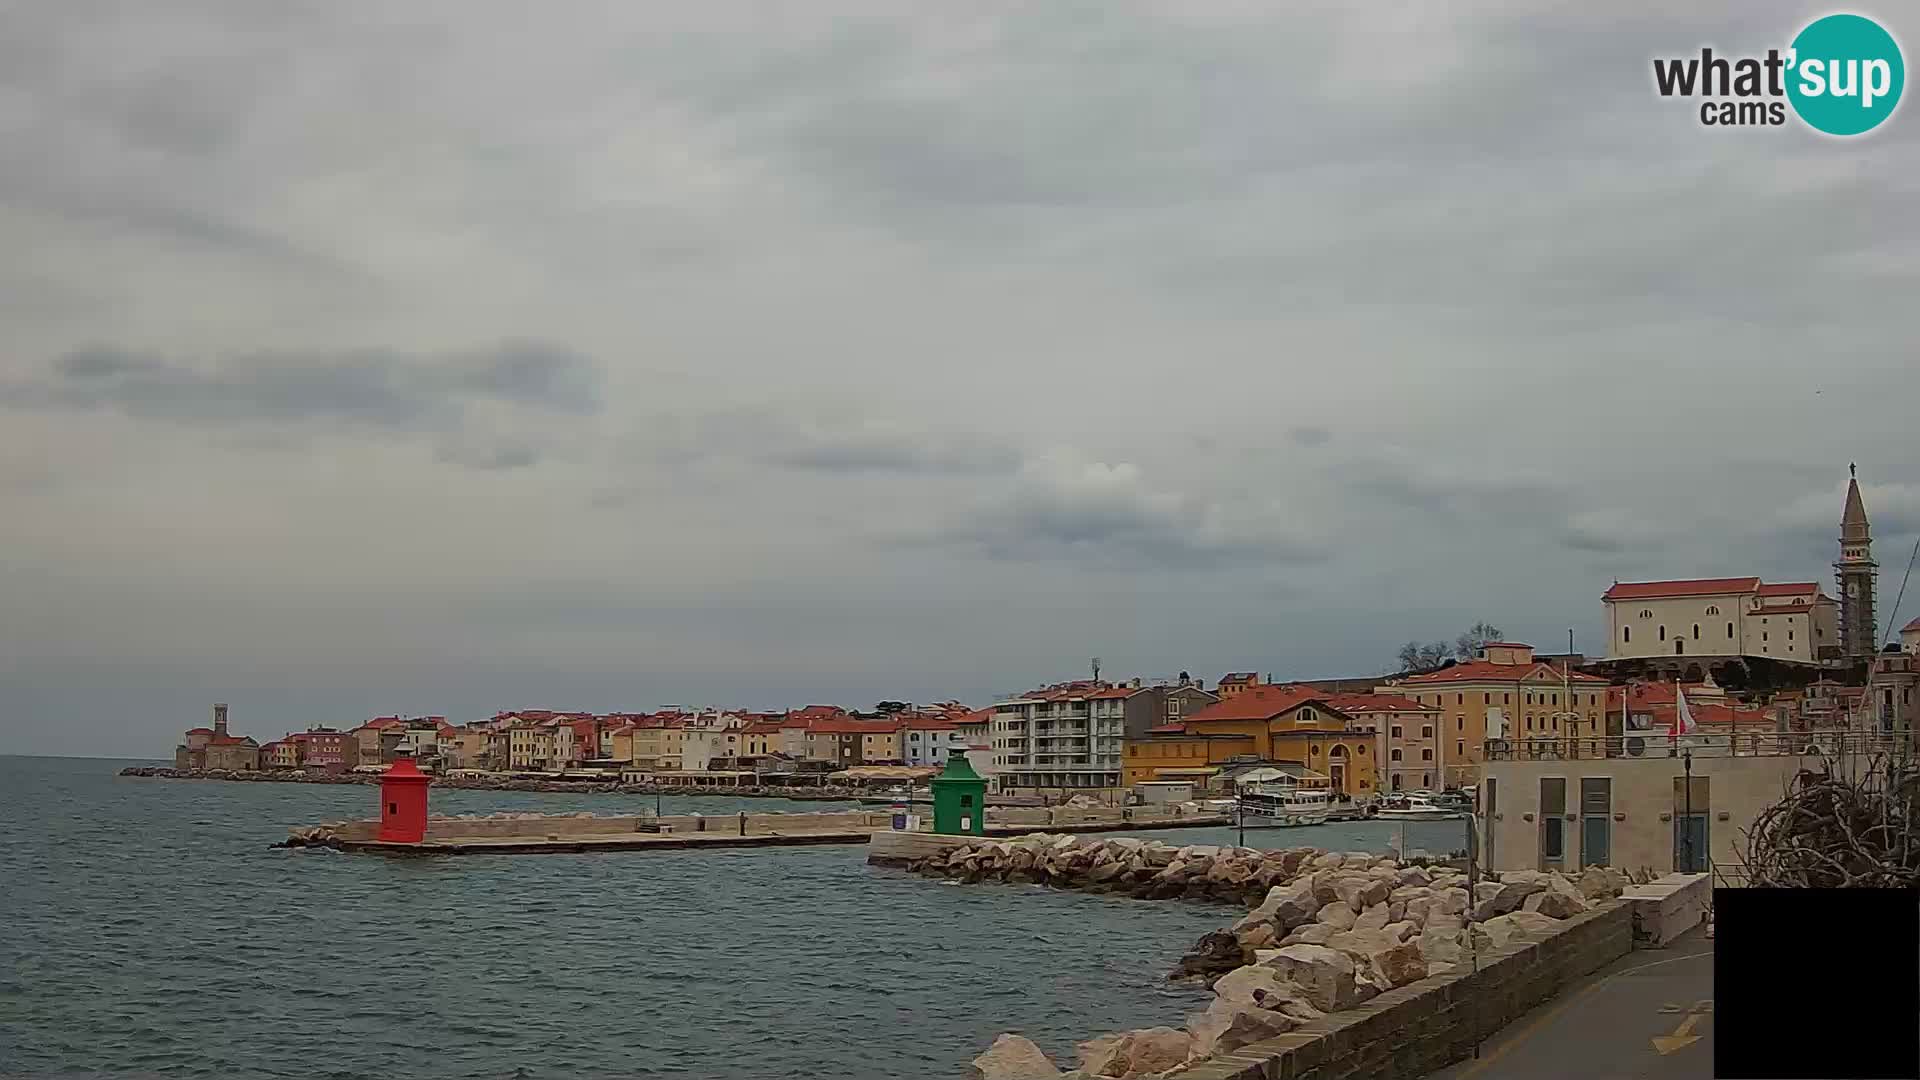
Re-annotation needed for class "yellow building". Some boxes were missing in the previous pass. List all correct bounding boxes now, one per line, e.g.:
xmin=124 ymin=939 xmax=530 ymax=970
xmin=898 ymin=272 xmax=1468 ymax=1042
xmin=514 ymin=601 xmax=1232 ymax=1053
xmin=1382 ymin=642 xmax=1609 ymax=778
xmin=1124 ymin=685 xmax=1379 ymax=796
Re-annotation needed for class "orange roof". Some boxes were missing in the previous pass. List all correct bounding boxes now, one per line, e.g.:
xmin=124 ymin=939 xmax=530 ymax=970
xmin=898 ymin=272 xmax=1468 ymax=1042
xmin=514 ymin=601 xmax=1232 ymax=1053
xmin=1401 ymin=660 xmax=1607 ymax=686
xmin=956 ymin=708 xmax=993 ymax=726
xmin=184 ymin=727 xmax=213 ymax=736
xmin=1185 ymin=683 xmax=1328 ymax=722
xmin=1604 ymin=577 xmax=1761 ymax=601
xmin=741 ymin=721 xmax=785 ymax=735
xmin=899 ymin=716 xmax=960 ymax=731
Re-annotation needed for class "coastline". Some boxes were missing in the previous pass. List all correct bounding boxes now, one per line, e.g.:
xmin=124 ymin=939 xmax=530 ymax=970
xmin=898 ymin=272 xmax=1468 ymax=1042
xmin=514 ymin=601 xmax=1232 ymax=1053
xmin=118 ymin=765 xmax=866 ymax=800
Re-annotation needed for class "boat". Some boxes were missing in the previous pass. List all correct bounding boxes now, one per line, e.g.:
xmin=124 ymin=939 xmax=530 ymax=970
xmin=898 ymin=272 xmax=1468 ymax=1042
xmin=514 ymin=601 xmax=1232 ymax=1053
xmin=1370 ymin=793 xmax=1467 ymax=821
xmin=1234 ymin=781 xmax=1333 ymax=828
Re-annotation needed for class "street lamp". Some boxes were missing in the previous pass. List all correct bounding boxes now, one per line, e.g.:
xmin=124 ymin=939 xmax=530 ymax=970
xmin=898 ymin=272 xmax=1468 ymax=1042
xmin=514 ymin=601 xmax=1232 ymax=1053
xmin=1681 ymin=747 xmax=1694 ymax=873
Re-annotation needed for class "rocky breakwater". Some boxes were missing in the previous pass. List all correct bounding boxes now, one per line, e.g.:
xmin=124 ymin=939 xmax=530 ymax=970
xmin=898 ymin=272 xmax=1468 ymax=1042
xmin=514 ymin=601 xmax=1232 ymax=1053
xmin=909 ymin=835 xmax=1334 ymax=905
xmin=962 ymin=843 xmax=1631 ymax=1079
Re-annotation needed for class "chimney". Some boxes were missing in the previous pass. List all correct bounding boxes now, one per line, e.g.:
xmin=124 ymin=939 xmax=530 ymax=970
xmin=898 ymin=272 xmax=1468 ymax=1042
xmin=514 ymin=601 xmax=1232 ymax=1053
xmin=213 ymin=703 xmax=229 ymax=737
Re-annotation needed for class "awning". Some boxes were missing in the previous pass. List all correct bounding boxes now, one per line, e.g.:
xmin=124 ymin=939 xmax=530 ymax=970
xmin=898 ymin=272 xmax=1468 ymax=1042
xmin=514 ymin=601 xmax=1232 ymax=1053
xmin=1151 ymin=767 xmax=1222 ymax=777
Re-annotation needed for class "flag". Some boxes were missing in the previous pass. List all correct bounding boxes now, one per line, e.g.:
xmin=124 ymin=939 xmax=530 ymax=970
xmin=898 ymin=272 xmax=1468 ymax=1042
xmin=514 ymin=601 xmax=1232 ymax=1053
xmin=1671 ymin=686 xmax=1698 ymax=739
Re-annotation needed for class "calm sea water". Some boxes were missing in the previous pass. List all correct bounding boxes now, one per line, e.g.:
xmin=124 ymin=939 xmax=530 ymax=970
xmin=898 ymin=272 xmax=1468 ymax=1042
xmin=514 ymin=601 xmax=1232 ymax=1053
xmin=0 ymin=756 xmax=1462 ymax=1079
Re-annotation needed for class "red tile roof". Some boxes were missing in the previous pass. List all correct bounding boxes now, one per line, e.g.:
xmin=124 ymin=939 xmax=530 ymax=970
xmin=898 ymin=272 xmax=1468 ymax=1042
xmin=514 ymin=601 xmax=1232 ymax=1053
xmin=184 ymin=727 xmax=213 ymax=736
xmin=1146 ymin=722 xmax=1189 ymax=734
xmin=1603 ymin=577 xmax=1761 ymax=601
xmin=1185 ymin=684 xmax=1329 ymax=722
xmin=1401 ymin=659 xmax=1607 ymax=685
xmin=809 ymin=718 xmax=902 ymax=735
xmin=898 ymin=716 xmax=961 ymax=731
xmin=1756 ymin=582 xmax=1819 ymax=596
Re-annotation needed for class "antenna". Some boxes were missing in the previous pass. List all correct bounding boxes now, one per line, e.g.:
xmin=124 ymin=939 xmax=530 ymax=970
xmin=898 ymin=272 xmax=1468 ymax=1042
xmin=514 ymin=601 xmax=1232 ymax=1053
xmin=1091 ymin=657 xmax=1102 ymax=683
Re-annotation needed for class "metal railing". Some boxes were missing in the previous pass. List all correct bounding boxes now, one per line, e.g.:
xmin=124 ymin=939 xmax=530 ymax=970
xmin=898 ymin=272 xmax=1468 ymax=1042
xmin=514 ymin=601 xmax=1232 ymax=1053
xmin=1483 ymin=729 xmax=1906 ymax=761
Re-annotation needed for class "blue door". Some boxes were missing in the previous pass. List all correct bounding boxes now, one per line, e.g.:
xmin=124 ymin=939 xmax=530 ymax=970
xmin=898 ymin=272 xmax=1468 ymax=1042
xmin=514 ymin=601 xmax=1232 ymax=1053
xmin=1673 ymin=814 xmax=1709 ymax=872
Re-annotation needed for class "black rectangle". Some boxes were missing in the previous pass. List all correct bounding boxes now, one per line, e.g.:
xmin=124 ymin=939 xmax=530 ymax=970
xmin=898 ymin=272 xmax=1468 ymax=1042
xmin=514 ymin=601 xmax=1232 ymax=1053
xmin=1715 ymin=888 xmax=1919 ymax=1079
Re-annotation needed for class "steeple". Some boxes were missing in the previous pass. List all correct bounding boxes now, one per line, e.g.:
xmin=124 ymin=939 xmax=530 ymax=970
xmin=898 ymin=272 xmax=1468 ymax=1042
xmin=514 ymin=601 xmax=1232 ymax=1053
xmin=1835 ymin=467 xmax=1877 ymax=661
xmin=1841 ymin=465 xmax=1870 ymax=542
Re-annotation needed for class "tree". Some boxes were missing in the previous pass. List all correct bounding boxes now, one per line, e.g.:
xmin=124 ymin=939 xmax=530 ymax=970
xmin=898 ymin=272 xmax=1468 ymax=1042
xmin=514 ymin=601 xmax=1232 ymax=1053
xmin=1454 ymin=622 xmax=1505 ymax=660
xmin=874 ymin=700 xmax=911 ymax=715
xmin=1396 ymin=640 xmax=1452 ymax=673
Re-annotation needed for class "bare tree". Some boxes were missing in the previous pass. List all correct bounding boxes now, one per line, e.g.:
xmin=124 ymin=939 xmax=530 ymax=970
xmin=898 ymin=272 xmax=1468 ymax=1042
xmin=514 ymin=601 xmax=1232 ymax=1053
xmin=1454 ymin=621 xmax=1505 ymax=660
xmin=1396 ymin=640 xmax=1452 ymax=673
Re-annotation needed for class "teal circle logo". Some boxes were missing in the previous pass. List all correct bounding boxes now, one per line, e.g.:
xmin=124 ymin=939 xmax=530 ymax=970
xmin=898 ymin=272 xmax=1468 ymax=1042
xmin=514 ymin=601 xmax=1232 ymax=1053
xmin=1787 ymin=14 xmax=1904 ymax=135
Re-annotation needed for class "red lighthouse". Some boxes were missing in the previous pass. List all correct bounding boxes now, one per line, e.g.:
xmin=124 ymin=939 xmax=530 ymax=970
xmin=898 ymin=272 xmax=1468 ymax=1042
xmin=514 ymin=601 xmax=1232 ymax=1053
xmin=376 ymin=753 xmax=432 ymax=843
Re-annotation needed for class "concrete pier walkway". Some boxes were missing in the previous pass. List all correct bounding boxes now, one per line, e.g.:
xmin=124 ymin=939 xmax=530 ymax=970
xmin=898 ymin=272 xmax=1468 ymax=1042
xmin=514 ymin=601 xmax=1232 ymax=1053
xmin=1429 ymin=926 xmax=1714 ymax=1080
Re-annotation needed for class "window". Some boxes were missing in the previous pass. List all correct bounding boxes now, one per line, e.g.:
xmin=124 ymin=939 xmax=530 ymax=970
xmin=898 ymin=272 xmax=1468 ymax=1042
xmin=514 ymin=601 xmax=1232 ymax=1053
xmin=1788 ymin=629 xmax=1794 ymax=641
xmin=1504 ymin=693 xmax=1511 ymax=704
xmin=1623 ymin=626 xmax=1631 ymax=643
xmin=1762 ymin=631 xmax=1769 ymax=642
xmin=1357 ymin=744 xmax=1367 ymax=755
xmin=1526 ymin=716 xmax=1534 ymax=731
xmin=1706 ymin=605 xmax=1720 ymax=615
xmin=1692 ymin=624 xmax=1700 ymax=639
xmin=1422 ymin=725 xmax=1434 ymax=738
xmin=1640 ymin=609 xmax=1653 ymax=618
xmin=1423 ymin=772 xmax=1431 ymax=788
xmin=1456 ymin=716 xmax=1463 ymax=731
xmin=1727 ymin=622 xmax=1735 ymax=639
xmin=1581 ymin=778 xmax=1612 ymax=868
xmin=1658 ymin=625 xmax=1666 ymax=641
xmin=1456 ymin=740 xmax=1466 ymax=757
xmin=1391 ymin=725 xmax=1403 ymax=738
xmin=1421 ymin=748 xmax=1433 ymax=760
xmin=1484 ymin=693 xmax=1491 ymax=705
xmin=1391 ymin=748 xmax=1402 ymax=761
xmin=1456 ymin=693 xmax=1464 ymax=705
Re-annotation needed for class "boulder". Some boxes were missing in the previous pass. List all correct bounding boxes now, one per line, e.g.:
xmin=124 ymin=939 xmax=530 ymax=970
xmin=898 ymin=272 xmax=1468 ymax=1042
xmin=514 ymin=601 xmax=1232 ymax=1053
xmin=1079 ymin=1027 xmax=1191 ymax=1078
xmin=1281 ymin=922 xmax=1336 ymax=946
xmin=1334 ymin=874 xmax=1392 ymax=912
xmin=1088 ymin=861 xmax=1128 ymax=884
xmin=1416 ymin=927 xmax=1463 ymax=967
xmin=1352 ymin=903 xmax=1390 ymax=933
xmin=1521 ymin=877 xmax=1588 ymax=919
xmin=1492 ymin=878 xmax=1547 ymax=915
xmin=1237 ymin=922 xmax=1276 ymax=951
xmin=1434 ymin=887 xmax=1469 ymax=916
xmin=1382 ymin=920 xmax=1418 ymax=943
xmin=1213 ymin=963 xmax=1293 ymax=1008
xmin=1389 ymin=884 xmax=1433 ymax=906
xmin=1171 ymin=930 xmax=1246 ymax=983
xmin=1369 ymin=940 xmax=1429 ymax=988
xmin=1264 ymin=879 xmax=1321 ymax=931
xmin=1500 ymin=910 xmax=1565 ymax=939
xmin=971 ymin=1034 xmax=1060 ymax=1079
xmin=1315 ymin=901 xmax=1357 ymax=931
xmin=1577 ymin=865 xmax=1629 ymax=900
xmin=1186 ymin=999 xmax=1299 ymax=1060
xmin=1393 ymin=866 xmax=1433 ymax=889
xmin=1261 ymin=944 xmax=1361 ymax=1012
xmin=1311 ymin=851 xmax=1346 ymax=869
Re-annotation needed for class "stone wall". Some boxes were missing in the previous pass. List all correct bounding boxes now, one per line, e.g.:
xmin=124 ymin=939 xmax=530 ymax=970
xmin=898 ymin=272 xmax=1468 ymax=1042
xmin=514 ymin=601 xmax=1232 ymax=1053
xmin=315 ymin=810 xmax=895 ymax=843
xmin=1177 ymin=902 xmax=1633 ymax=1080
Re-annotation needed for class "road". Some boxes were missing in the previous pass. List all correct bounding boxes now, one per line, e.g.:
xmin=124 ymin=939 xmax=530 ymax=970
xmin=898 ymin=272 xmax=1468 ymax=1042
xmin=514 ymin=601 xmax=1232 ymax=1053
xmin=1431 ymin=927 xmax=1714 ymax=1080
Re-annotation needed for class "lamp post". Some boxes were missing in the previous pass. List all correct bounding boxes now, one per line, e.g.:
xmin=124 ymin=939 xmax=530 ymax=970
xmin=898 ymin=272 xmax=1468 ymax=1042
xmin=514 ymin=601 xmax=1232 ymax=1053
xmin=1681 ymin=747 xmax=1694 ymax=873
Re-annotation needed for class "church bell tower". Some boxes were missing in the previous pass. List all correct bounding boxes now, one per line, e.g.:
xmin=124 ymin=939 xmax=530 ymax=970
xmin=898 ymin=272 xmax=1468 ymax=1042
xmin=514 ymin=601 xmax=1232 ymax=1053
xmin=1835 ymin=465 xmax=1878 ymax=660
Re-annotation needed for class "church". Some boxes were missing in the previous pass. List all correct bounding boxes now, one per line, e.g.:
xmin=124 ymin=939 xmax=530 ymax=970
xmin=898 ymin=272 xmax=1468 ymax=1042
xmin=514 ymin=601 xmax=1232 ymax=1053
xmin=1595 ymin=468 xmax=1879 ymax=690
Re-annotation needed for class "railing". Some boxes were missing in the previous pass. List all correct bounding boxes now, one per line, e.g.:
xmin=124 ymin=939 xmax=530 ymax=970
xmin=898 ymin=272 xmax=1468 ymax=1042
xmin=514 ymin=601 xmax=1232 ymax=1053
xmin=1483 ymin=729 xmax=1906 ymax=761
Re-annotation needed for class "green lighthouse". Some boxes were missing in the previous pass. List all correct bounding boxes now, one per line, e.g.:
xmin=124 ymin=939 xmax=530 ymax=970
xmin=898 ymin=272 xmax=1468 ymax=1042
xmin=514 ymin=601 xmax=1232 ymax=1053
xmin=930 ymin=748 xmax=987 ymax=835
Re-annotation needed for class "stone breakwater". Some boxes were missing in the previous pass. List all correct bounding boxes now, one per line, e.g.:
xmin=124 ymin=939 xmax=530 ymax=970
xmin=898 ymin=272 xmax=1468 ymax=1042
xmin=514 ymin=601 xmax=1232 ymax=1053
xmin=911 ymin=836 xmax=1630 ymax=1079
xmin=118 ymin=766 xmax=863 ymax=800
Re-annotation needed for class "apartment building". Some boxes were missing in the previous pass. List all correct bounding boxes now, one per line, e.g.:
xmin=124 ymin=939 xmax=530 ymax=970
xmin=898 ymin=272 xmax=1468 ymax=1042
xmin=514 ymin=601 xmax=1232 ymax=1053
xmin=991 ymin=682 xmax=1128 ymax=793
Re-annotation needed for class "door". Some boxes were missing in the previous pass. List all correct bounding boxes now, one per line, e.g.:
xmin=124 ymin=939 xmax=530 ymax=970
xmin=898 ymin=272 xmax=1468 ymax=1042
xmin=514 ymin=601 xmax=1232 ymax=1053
xmin=1673 ymin=815 xmax=1709 ymax=872
xmin=1582 ymin=815 xmax=1610 ymax=867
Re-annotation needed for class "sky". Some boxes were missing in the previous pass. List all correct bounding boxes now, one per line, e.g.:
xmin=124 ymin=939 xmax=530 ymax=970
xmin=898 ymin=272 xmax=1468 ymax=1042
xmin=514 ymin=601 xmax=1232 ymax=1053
xmin=3 ymin=1 xmax=1917 ymax=757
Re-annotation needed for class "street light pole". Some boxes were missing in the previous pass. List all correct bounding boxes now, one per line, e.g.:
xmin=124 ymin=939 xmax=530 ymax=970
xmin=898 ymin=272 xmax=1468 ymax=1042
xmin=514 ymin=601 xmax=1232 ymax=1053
xmin=1681 ymin=747 xmax=1694 ymax=873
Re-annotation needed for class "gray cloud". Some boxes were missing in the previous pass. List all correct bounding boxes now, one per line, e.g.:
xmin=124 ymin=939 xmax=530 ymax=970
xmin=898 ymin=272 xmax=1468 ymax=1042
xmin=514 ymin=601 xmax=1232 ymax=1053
xmin=5 ymin=341 xmax=601 ymax=430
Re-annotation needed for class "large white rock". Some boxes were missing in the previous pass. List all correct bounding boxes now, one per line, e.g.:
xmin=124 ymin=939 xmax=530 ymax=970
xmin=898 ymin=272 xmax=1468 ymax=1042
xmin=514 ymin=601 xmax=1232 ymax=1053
xmin=1186 ymin=998 xmax=1299 ymax=1060
xmin=1577 ymin=865 xmax=1629 ymax=900
xmin=1212 ymin=964 xmax=1322 ymax=1022
xmin=971 ymin=1034 xmax=1060 ymax=1079
xmin=1281 ymin=922 xmax=1337 ymax=946
xmin=1078 ymin=1027 xmax=1191 ymax=1078
xmin=1417 ymin=927 xmax=1464 ymax=967
xmin=1315 ymin=900 xmax=1358 ymax=930
xmin=1522 ymin=876 xmax=1589 ymax=919
xmin=1261 ymin=943 xmax=1362 ymax=1012
xmin=1352 ymin=903 xmax=1390 ymax=933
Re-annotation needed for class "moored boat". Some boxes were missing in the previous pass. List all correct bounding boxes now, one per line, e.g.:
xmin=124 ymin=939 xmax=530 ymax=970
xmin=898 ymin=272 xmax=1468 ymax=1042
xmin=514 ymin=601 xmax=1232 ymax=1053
xmin=1234 ymin=781 xmax=1332 ymax=828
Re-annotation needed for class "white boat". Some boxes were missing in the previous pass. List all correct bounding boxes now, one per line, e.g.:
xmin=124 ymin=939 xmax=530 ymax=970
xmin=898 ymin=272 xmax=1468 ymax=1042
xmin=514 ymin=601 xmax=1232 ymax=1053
xmin=1370 ymin=793 xmax=1466 ymax=821
xmin=1234 ymin=781 xmax=1332 ymax=828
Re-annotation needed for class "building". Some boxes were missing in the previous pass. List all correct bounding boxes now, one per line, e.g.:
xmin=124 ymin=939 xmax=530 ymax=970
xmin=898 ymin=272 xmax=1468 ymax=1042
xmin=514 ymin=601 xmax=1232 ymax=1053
xmin=260 ymin=739 xmax=299 ymax=769
xmin=289 ymin=728 xmax=347 ymax=770
xmin=1902 ymin=616 xmax=1920 ymax=655
xmin=1603 ymin=578 xmax=1838 ymax=666
xmin=1836 ymin=468 xmax=1877 ymax=661
xmin=898 ymin=715 xmax=969 ymax=766
xmin=991 ymin=682 xmax=1129 ymax=793
xmin=1383 ymin=643 xmax=1610 ymax=777
xmin=1124 ymin=685 xmax=1379 ymax=796
xmin=173 ymin=703 xmax=262 ymax=771
xmin=1323 ymin=693 xmax=1446 ymax=792
xmin=1216 ymin=672 xmax=1263 ymax=699
xmin=1479 ymin=729 xmax=1897 ymax=878
xmin=1869 ymin=649 xmax=1920 ymax=751
xmin=806 ymin=719 xmax=901 ymax=767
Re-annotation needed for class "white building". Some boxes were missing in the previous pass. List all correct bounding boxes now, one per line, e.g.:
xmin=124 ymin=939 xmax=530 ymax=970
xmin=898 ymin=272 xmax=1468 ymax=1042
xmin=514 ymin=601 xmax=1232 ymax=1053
xmin=898 ymin=717 xmax=970 ymax=767
xmin=991 ymin=682 xmax=1128 ymax=792
xmin=1603 ymin=577 xmax=1838 ymax=665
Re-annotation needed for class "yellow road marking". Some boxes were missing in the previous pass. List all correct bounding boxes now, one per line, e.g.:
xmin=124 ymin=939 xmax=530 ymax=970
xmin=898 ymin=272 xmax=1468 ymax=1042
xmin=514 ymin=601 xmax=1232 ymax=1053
xmin=1448 ymin=948 xmax=1714 ymax=1079
xmin=1653 ymin=1012 xmax=1705 ymax=1055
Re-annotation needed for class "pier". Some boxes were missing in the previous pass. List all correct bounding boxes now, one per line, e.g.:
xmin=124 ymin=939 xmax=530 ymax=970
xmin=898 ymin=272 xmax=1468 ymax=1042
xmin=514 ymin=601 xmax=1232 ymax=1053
xmin=293 ymin=806 xmax=1232 ymax=855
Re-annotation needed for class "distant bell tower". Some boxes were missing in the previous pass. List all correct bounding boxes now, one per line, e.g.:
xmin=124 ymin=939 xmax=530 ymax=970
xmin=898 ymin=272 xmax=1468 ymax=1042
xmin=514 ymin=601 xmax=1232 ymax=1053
xmin=213 ymin=702 xmax=230 ymax=737
xmin=1835 ymin=465 xmax=1878 ymax=660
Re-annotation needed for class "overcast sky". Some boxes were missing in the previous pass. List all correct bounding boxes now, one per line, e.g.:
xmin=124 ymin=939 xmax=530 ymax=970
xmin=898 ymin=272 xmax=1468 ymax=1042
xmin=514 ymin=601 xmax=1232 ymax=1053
xmin=4 ymin=1 xmax=1916 ymax=757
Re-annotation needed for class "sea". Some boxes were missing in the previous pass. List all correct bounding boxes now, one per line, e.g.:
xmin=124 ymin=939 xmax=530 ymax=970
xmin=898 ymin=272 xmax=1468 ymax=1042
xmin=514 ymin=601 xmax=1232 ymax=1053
xmin=0 ymin=756 xmax=1466 ymax=1079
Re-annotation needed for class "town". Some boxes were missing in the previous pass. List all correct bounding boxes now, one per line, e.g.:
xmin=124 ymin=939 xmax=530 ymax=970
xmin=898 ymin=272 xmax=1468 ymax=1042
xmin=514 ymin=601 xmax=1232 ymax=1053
xmin=164 ymin=470 xmax=1919 ymax=877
